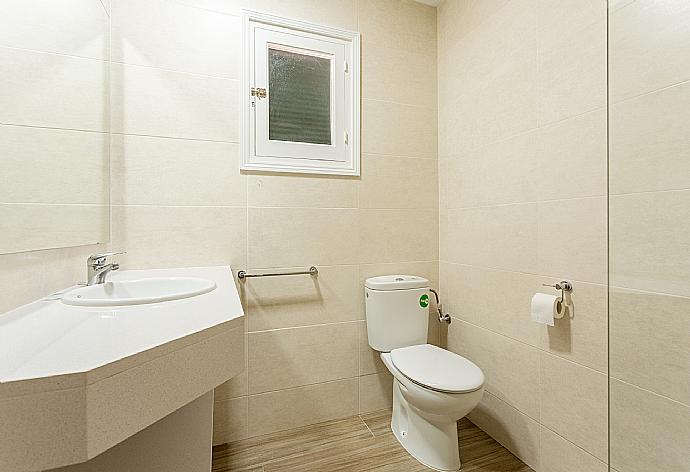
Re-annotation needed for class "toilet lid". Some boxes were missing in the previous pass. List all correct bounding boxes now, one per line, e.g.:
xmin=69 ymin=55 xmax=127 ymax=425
xmin=390 ymin=344 xmax=484 ymax=393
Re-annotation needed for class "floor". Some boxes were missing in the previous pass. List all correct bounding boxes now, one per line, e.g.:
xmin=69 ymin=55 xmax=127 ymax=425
xmin=212 ymin=409 xmax=534 ymax=472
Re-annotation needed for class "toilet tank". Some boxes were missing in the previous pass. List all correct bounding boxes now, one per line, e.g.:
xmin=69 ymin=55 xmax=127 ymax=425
xmin=365 ymin=275 xmax=429 ymax=352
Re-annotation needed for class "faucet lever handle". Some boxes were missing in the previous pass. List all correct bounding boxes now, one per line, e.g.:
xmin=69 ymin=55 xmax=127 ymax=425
xmin=88 ymin=251 xmax=126 ymax=264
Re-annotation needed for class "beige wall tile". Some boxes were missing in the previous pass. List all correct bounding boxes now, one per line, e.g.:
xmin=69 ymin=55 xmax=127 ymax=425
xmin=446 ymin=131 xmax=540 ymax=209
xmin=246 ymin=265 xmax=361 ymax=331
xmin=0 ymin=204 xmax=108 ymax=254
xmin=0 ymin=0 xmax=108 ymax=59
xmin=358 ymin=321 xmax=386 ymax=376
xmin=0 ymin=126 xmax=108 ymax=205
xmin=248 ymin=378 xmax=358 ymax=437
xmin=539 ymin=426 xmax=608 ymax=472
xmin=248 ymin=322 xmax=358 ymax=394
xmin=362 ymin=100 xmax=437 ymax=158
xmin=0 ymin=48 xmax=108 ymax=132
xmin=358 ymin=261 xmax=439 ymax=289
xmin=610 ymin=81 xmax=690 ymax=194
xmin=610 ymin=379 xmax=690 ymax=472
xmin=111 ymin=0 xmax=240 ymax=78
xmin=538 ymin=20 xmax=606 ymax=125
xmin=110 ymin=205 xmax=247 ymax=269
xmin=539 ymin=281 xmax=607 ymax=373
xmin=610 ymin=288 xmax=690 ymax=405
xmin=467 ymin=391 xmax=540 ymax=470
xmin=0 ymin=245 xmax=102 ymax=314
xmin=536 ymin=0 xmax=604 ymax=48
xmin=358 ymin=209 xmax=438 ymax=264
xmin=212 ymin=396 xmax=248 ymax=445
xmin=610 ymin=190 xmax=690 ymax=297
xmin=536 ymin=109 xmax=607 ymax=200
xmin=247 ymin=208 xmax=358 ymax=268
xmin=215 ymin=370 xmax=248 ymax=401
xmin=537 ymin=197 xmax=607 ymax=284
xmin=359 ymin=372 xmax=393 ymax=414
xmin=357 ymin=0 xmax=436 ymax=53
xmin=111 ymin=135 xmax=245 ymax=206
xmin=362 ymin=45 xmax=436 ymax=107
xmin=437 ymin=0 xmax=509 ymax=48
xmin=439 ymin=262 xmax=481 ymax=326
xmin=609 ymin=0 xmax=690 ymax=102
xmin=446 ymin=204 xmax=538 ymax=273
xmin=540 ymin=353 xmax=608 ymax=461
xmin=110 ymin=62 xmax=238 ymax=141
xmin=359 ymin=156 xmax=438 ymax=210
xmin=247 ymin=174 xmax=358 ymax=209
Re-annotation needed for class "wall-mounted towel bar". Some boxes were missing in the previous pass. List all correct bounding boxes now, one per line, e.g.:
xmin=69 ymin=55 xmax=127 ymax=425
xmin=237 ymin=266 xmax=318 ymax=280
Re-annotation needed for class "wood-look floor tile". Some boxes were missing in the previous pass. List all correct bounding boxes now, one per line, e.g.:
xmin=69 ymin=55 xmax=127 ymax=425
xmin=213 ymin=410 xmax=533 ymax=472
xmin=212 ymin=415 xmax=372 ymax=471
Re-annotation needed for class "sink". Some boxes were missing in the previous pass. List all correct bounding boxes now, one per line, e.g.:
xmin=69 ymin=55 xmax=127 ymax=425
xmin=62 ymin=277 xmax=217 ymax=306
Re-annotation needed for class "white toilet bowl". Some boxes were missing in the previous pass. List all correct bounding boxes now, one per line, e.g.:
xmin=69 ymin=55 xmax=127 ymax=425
xmin=380 ymin=344 xmax=484 ymax=472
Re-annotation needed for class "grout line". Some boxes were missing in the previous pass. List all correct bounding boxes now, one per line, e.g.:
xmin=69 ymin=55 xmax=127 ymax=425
xmin=610 ymin=377 xmax=690 ymax=409
xmin=445 ymin=194 xmax=607 ymax=211
xmin=358 ymin=415 xmax=376 ymax=439
xmin=439 ymin=261 xmax=606 ymax=287
xmin=247 ymin=319 xmax=363 ymax=334
xmin=110 ymin=131 xmax=239 ymax=144
xmin=610 ymin=77 xmax=690 ymax=106
xmin=609 ymin=187 xmax=690 ymax=198
xmin=0 ymin=122 xmax=107 ymax=135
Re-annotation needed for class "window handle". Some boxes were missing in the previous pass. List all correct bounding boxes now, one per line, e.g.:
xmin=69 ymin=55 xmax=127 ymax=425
xmin=250 ymin=87 xmax=267 ymax=99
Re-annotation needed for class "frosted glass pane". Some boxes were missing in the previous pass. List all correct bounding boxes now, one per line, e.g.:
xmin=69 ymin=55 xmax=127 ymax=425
xmin=268 ymin=47 xmax=331 ymax=145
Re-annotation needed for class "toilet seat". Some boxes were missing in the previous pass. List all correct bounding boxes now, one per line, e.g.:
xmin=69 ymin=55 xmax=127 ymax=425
xmin=390 ymin=344 xmax=484 ymax=394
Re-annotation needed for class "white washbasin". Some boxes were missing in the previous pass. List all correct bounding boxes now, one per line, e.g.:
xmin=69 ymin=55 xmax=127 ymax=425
xmin=62 ymin=277 xmax=217 ymax=306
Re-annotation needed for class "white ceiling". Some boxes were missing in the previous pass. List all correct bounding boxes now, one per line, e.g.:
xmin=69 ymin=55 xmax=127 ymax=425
xmin=414 ymin=0 xmax=441 ymax=6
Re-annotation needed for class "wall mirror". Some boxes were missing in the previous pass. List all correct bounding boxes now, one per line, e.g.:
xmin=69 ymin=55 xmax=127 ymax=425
xmin=0 ymin=1 xmax=110 ymax=254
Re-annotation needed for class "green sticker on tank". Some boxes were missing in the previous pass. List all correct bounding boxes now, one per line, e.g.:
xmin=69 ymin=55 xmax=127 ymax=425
xmin=419 ymin=294 xmax=429 ymax=308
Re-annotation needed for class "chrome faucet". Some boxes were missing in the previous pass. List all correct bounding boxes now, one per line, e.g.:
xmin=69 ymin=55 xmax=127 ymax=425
xmin=87 ymin=252 xmax=125 ymax=286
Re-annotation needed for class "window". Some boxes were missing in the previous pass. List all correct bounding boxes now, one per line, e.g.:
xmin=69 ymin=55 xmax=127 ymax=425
xmin=241 ymin=10 xmax=360 ymax=175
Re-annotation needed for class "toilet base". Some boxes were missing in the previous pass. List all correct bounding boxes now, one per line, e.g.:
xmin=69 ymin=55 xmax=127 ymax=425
xmin=390 ymin=380 xmax=461 ymax=471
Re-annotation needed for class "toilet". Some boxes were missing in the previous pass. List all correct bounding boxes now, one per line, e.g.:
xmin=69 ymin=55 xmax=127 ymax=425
xmin=365 ymin=275 xmax=485 ymax=472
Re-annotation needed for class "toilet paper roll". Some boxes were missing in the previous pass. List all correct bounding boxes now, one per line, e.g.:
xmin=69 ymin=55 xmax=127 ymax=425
xmin=531 ymin=293 xmax=566 ymax=326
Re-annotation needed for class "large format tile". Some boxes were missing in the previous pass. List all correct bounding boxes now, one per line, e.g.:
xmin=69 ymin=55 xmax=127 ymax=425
xmin=359 ymin=372 xmax=393 ymax=414
xmin=467 ymin=391 xmax=540 ymax=470
xmin=609 ymin=0 xmax=690 ymax=102
xmin=357 ymin=0 xmax=436 ymax=53
xmin=536 ymin=0 xmax=604 ymax=49
xmin=362 ymin=45 xmax=436 ymax=107
xmin=247 ymin=208 xmax=358 ymax=268
xmin=539 ymin=426 xmax=607 ymax=472
xmin=362 ymin=100 xmax=437 ymax=158
xmin=0 ymin=125 xmax=108 ymax=205
xmin=359 ymin=156 xmax=438 ymax=210
xmin=610 ymin=288 xmax=690 ymax=405
xmin=539 ymin=353 xmax=607 ymax=461
xmin=245 ymin=265 xmax=361 ymax=331
xmin=111 ymin=0 xmax=239 ymax=78
xmin=446 ymin=203 xmax=538 ymax=273
xmin=110 ymin=62 xmax=238 ymax=141
xmin=610 ymin=81 xmax=690 ymax=194
xmin=247 ymin=378 xmax=358 ymax=437
xmin=610 ymin=379 xmax=690 ymax=472
xmin=110 ymin=135 xmax=245 ymax=206
xmin=110 ymin=205 xmax=247 ymax=269
xmin=248 ymin=323 xmax=358 ymax=394
xmin=0 ymin=48 xmax=108 ymax=132
xmin=358 ymin=210 xmax=438 ymax=264
xmin=0 ymin=0 xmax=108 ymax=59
xmin=610 ymin=190 xmax=690 ymax=297
xmin=538 ymin=19 xmax=606 ymax=125
xmin=446 ymin=131 xmax=540 ymax=209
xmin=213 ymin=397 xmax=248 ymax=445
xmin=247 ymin=173 xmax=358 ymax=209
xmin=537 ymin=197 xmax=607 ymax=284
xmin=536 ymin=109 xmax=607 ymax=201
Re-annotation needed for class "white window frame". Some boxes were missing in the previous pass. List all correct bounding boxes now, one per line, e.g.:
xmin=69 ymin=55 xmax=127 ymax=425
xmin=241 ymin=10 xmax=361 ymax=176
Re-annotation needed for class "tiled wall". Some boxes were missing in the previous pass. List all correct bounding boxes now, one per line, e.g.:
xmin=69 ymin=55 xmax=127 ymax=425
xmin=437 ymin=1 xmax=608 ymax=470
xmin=608 ymin=1 xmax=690 ymax=471
xmin=0 ymin=0 xmax=110 ymax=312
xmin=106 ymin=0 xmax=438 ymax=443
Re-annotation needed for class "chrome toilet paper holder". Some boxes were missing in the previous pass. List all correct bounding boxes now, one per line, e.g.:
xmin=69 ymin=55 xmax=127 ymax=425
xmin=541 ymin=280 xmax=573 ymax=303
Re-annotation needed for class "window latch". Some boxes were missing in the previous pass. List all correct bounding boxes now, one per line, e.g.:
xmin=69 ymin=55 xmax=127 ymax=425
xmin=250 ymin=87 xmax=267 ymax=99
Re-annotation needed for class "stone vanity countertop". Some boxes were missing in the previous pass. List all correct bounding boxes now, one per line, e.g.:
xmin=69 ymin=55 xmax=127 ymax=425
xmin=0 ymin=265 xmax=244 ymax=397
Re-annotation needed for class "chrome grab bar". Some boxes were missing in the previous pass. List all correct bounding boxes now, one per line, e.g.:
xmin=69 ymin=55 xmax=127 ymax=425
xmin=237 ymin=266 xmax=318 ymax=280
